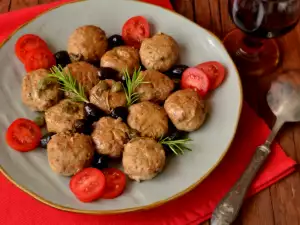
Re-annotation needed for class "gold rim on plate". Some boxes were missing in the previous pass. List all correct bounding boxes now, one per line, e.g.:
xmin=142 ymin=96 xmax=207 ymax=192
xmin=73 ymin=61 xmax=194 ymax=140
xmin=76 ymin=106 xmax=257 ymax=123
xmin=0 ymin=0 xmax=243 ymax=215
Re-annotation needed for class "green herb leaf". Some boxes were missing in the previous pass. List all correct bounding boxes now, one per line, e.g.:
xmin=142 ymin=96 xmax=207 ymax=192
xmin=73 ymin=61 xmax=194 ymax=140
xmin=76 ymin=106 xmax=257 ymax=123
xmin=159 ymin=136 xmax=192 ymax=155
xmin=42 ymin=65 xmax=89 ymax=103
xmin=122 ymin=67 xmax=148 ymax=107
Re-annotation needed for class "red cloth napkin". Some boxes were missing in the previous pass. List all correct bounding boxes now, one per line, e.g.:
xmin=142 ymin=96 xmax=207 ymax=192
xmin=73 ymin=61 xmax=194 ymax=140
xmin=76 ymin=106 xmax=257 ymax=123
xmin=0 ymin=1 xmax=296 ymax=225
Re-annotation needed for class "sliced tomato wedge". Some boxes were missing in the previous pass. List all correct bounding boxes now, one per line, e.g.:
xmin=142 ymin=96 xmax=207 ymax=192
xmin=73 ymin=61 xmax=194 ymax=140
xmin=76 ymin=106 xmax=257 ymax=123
xmin=181 ymin=67 xmax=210 ymax=97
xmin=101 ymin=168 xmax=126 ymax=199
xmin=15 ymin=34 xmax=49 ymax=63
xmin=195 ymin=61 xmax=226 ymax=90
xmin=70 ymin=168 xmax=106 ymax=203
xmin=24 ymin=48 xmax=56 ymax=72
xmin=6 ymin=118 xmax=42 ymax=152
xmin=122 ymin=16 xmax=150 ymax=48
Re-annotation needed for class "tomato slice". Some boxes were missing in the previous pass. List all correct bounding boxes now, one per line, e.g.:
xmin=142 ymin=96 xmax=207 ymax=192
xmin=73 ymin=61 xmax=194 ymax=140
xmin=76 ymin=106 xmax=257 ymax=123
xmin=122 ymin=16 xmax=150 ymax=48
xmin=24 ymin=48 xmax=56 ymax=72
xmin=70 ymin=168 xmax=106 ymax=203
xmin=15 ymin=34 xmax=49 ymax=63
xmin=6 ymin=118 xmax=42 ymax=152
xmin=195 ymin=61 xmax=226 ymax=90
xmin=181 ymin=67 xmax=210 ymax=97
xmin=101 ymin=168 xmax=126 ymax=199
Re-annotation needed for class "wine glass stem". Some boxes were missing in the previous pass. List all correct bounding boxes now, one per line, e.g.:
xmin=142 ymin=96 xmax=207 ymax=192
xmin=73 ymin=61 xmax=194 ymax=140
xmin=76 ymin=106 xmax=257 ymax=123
xmin=238 ymin=36 xmax=265 ymax=57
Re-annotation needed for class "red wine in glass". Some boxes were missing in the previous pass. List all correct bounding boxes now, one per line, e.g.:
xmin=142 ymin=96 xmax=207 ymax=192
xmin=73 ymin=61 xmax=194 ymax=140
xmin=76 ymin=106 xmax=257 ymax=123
xmin=224 ymin=0 xmax=300 ymax=76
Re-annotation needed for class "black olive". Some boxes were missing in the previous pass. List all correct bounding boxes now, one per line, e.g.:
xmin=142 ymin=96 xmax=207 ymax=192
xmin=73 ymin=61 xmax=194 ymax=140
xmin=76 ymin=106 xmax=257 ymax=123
xmin=54 ymin=51 xmax=71 ymax=68
xmin=110 ymin=106 xmax=128 ymax=122
xmin=88 ymin=60 xmax=100 ymax=68
xmin=107 ymin=34 xmax=125 ymax=49
xmin=92 ymin=153 xmax=109 ymax=170
xmin=40 ymin=132 xmax=56 ymax=148
xmin=84 ymin=103 xmax=105 ymax=123
xmin=74 ymin=119 xmax=92 ymax=135
xmin=172 ymin=78 xmax=181 ymax=91
xmin=166 ymin=65 xmax=189 ymax=78
xmin=168 ymin=130 xmax=188 ymax=141
xmin=97 ymin=67 xmax=119 ymax=80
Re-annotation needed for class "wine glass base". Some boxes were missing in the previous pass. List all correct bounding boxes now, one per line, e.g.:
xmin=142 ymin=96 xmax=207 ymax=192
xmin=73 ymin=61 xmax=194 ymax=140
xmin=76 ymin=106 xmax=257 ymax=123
xmin=223 ymin=29 xmax=280 ymax=76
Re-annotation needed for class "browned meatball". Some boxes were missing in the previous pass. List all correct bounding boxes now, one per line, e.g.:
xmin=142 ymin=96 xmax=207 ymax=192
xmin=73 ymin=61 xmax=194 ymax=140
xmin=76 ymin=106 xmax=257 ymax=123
xmin=21 ymin=69 xmax=62 ymax=111
xmin=47 ymin=132 xmax=94 ymax=176
xmin=63 ymin=61 xmax=100 ymax=98
xmin=91 ymin=117 xmax=129 ymax=158
xmin=135 ymin=70 xmax=174 ymax=102
xmin=100 ymin=46 xmax=140 ymax=79
xmin=67 ymin=25 xmax=108 ymax=62
xmin=45 ymin=99 xmax=85 ymax=133
xmin=139 ymin=33 xmax=179 ymax=72
xmin=164 ymin=89 xmax=206 ymax=132
xmin=127 ymin=101 xmax=168 ymax=139
xmin=122 ymin=138 xmax=166 ymax=182
xmin=89 ymin=79 xmax=127 ymax=113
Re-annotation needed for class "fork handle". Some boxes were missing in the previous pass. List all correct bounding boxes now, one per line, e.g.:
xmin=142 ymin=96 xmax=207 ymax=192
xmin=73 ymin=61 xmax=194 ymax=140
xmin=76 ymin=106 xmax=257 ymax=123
xmin=210 ymin=144 xmax=271 ymax=225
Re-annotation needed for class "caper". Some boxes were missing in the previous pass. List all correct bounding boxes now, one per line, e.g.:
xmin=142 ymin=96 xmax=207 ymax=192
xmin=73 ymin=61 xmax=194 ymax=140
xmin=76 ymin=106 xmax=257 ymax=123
xmin=128 ymin=128 xmax=139 ymax=139
xmin=111 ymin=81 xmax=123 ymax=92
xmin=34 ymin=114 xmax=45 ymax=127
xmin=97 ymin=80 xmax=109 ymax=91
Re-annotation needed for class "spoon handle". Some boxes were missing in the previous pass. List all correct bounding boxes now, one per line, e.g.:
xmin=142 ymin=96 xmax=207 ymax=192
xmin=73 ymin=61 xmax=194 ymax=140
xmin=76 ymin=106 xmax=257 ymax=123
xmin=210 ymin=144 xmax=271 ymax=225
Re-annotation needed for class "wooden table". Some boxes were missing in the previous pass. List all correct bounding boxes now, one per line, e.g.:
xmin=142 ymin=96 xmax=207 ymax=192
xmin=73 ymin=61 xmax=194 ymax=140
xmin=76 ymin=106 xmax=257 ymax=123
xmin=1 ymin=0 xmax=300 ymax=224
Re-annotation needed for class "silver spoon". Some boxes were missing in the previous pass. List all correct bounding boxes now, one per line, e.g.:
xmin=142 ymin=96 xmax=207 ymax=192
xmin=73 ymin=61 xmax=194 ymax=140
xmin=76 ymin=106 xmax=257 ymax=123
xmin=211 ymin=70 xmax=300 ymax=225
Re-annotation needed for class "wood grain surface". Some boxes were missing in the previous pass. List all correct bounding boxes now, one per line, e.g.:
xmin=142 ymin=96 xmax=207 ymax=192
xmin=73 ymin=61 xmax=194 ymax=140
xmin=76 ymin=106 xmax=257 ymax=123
xmin=1 ymin=0 xmax=300 ymax=224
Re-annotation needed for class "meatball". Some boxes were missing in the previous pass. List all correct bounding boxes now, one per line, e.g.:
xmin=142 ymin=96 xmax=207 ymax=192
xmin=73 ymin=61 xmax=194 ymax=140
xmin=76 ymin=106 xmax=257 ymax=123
xmin=67 ymin=25 xmax=108 ymax=62
xmin=47 ymin=132 xmax=94 ymax=176
xmin=139 ymin=33 xmax=179 ymax=72
xmin=136 ymin=70 xmax=174 ymax=102
xmin=122 ymin=138 xmax=166 ymax=182
xmin=21 ymin=69 xmax=62 ymax=111
xmin=89 ymin=79 xmax=127 ymax=113
xmin=100 ymin=46 xmax=140 ymax=79
xmin=45 ymin=99 xmax=85 ymax=133
xmin=91 ymin=117 xmax=129 ymax=158
xmin=63 ymin=61 xmax=100 ymax=98
xmin=164 ymin=89 xmax=206 ymax=132
xmin=127 ymin=101 xmax=168 ymax=139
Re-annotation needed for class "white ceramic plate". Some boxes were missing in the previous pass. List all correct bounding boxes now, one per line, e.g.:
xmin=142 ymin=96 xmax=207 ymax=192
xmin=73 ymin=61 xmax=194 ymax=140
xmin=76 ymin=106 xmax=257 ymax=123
xmin=0 ymin=0 xmax=242 ymax=214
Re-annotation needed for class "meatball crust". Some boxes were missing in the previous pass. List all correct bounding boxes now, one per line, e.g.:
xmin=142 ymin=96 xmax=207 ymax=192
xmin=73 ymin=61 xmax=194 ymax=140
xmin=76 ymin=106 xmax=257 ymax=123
xmin=100 ymin=46 xmax=140 ymax=79
xmin=89 ymin=79 xmax=127 ymax=113
xmin=91 ymin=117 xmax=129 ymax=158
xmin=136 ymin=69 xmax=174 ymax=102
xmin=127 ymin=101 xmax=168 ymax=139
xmin=67 ymin=25 xmax=108 ymax=62
xmin=47 ymin=132 xmax=94 ymax=176
xmin=139 ymin=33 xmax=179 ymax=72
xmin=122 ymin=137 xmax=166 ymax=182
xmin=45 ymin=99 xmax=85 ymax=133
xmin=63 ymin=61 xmax=100 ymax=98
xmin=21 ymin=69 xmax=62 ymax=111
xmin=164 ymin=89 xmax=206 ymax=132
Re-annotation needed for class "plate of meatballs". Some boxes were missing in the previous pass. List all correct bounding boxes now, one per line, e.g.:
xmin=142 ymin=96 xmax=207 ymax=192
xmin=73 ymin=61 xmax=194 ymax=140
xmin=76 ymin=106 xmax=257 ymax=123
xmin=0 ymin=0 xmax=242 ymax=213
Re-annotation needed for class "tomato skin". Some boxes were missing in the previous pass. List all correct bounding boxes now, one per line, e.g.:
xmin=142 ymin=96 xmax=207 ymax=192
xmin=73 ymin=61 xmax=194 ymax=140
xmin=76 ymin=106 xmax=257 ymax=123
xmin=15 ymin=34 xmax=49 ymax=63
xmin=122 ymin=16 xmax=150 ymax=48
xmin=6 ymin=118 xmax=42 ymax=152
xmin=101 ymin=168 xmax=127 ymax=199
xmin=195 ymin=61 xmax=226 ymax=90
xmin=70 ymin=168 xmax=106 ymax=203
xmin=24 ymin=48 xmax=56 ymax=72
xmin=181 ymin=67 xmax=210 ymax=97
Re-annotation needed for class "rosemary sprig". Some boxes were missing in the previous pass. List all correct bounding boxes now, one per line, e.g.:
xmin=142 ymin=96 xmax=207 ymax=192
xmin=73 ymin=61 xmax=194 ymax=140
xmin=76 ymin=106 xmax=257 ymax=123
xmin=122 ymin=67 xmax=148 ymax=107
xmin=42 ymin=65 xmax=89 ymax=103
xmin=159 ymin=136 xmax=192 ymax=155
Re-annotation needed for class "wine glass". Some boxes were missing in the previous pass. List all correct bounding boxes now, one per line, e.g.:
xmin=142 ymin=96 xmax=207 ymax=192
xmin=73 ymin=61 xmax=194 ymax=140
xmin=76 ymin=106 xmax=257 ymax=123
xmin=223 ymin=0 xmax=300 ymax=76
